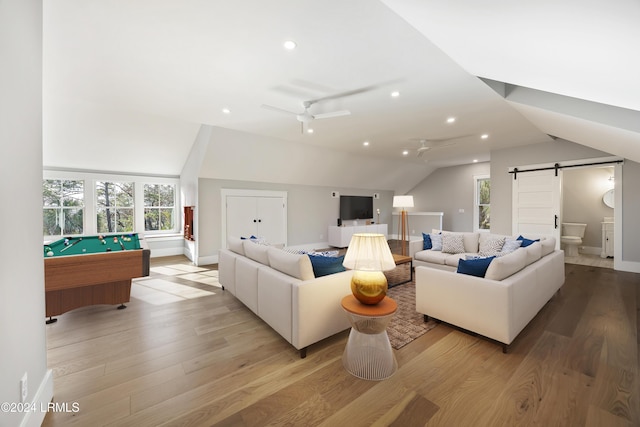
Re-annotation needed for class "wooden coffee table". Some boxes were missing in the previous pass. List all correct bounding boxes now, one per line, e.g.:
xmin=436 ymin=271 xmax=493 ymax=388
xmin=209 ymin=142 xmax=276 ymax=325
xmin=388 ymin=253 xmax=413 ymax=287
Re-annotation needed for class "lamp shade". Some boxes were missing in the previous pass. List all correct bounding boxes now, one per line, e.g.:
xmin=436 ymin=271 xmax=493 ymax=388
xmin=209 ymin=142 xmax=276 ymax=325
xmin=392 ymin=195 xmax=414 ymax=208
xmin=342 ymin=233 xmax=396 ymax=272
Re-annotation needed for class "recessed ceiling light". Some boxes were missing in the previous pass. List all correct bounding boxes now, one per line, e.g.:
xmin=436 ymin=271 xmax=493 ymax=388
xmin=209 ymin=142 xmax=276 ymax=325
xmin=473 ymin=159 xmax=478 ymax=163
xmin=391 ymin=91 xmax=400 ymax=98
xmin=447 ymin=117 xmax=456 ymax=123
xmin=222 ymin=108 xmax=231 ymax=114
xmin=307 ymin=128 xmax=314 ymax=134
xmin=402 ymin=150 xmax=409 ymax=156
xmin=481 ymin=134 xmax=489 ymax=139
xmin=283 ymin=40 xmax=297 ymax=50
xmin=363 ymin=141 xmax=369 ymax=146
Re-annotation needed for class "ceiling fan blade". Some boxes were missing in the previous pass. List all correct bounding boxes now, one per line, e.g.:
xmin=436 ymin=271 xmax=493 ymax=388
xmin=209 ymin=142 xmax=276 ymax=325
xmin=305 ymin=78 xmax=403 ymax=106
xmin=312 ymin=110 xmax=351 ymax=120
xmin=261 ymin=104 xmax=298 ymax=116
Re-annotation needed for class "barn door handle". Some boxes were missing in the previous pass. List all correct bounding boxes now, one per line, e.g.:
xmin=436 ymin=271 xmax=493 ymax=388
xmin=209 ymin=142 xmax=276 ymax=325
xmin=554 ymin=215 xmax=558 ymax=229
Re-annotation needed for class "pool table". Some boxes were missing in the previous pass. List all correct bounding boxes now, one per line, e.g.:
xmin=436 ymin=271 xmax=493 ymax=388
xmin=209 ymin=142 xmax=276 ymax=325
xmin=43 ymin=233 xmax=150 ymax=321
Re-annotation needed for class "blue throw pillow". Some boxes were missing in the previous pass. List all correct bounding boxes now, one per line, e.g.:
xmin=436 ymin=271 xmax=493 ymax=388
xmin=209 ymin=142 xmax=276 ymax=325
xmin=422 ymin=232 xmax=432 ymax=250
xmin=308 ymin=254 xmax=346 ymax=277
xmin=517 ymin=235 xmax=540 ymax=247
xmin=457 ymin=256 xmax=495 ymax=277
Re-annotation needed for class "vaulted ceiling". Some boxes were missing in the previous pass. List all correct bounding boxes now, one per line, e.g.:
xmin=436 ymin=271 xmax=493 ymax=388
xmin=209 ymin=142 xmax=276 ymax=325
xmin=43 ymin=0 xmax=640 ymax=191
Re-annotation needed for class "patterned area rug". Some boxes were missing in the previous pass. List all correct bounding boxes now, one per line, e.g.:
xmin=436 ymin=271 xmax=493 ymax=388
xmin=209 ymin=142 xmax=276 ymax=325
xmin=385 ymin=264 xmax=438 ymax=349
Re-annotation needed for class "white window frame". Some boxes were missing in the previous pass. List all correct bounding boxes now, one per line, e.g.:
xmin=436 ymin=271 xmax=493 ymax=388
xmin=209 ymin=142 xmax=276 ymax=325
xmin=42 ymin=178 xmax=85 ymax=239
xmin=474 ymin=174 xmax=491 ymax=232
xmin=95 ymin=180 xmax=135 ymax=234
xmin=43 ymin=169 xmax=180 ymax=240
xmin=142 ymin=182 xmax=178 ymax=234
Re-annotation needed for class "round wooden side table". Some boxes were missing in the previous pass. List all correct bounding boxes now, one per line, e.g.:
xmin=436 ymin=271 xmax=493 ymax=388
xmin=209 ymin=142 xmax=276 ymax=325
xmin=340 ymin=294 xmax=398 ymax=380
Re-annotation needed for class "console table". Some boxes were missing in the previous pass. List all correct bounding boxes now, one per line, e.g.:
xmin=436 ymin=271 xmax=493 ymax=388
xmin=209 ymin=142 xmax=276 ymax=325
xmin=328 ymin=224 xmax=387 ymax=248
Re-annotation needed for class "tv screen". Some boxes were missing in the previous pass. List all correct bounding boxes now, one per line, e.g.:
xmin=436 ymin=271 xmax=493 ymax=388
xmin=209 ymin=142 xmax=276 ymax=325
xmin=340 ymin=195 xmax=373 ymax=220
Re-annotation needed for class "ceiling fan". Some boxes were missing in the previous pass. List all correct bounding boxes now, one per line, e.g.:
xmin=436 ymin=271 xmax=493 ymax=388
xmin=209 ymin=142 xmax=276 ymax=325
xmin=261 ymin=81 xmax=398 ymax=133
xmin=414 ymin=138 xmax=458 ymax=158
xmin=261 ymin=101 xmax=350 ymax=134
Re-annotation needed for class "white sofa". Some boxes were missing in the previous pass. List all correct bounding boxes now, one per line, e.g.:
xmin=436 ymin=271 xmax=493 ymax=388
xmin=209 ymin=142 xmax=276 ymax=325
xmin=218 ymin=238 xmax=353 ymax=358
xmin=410 ymin=232 xmax=565 ymax=352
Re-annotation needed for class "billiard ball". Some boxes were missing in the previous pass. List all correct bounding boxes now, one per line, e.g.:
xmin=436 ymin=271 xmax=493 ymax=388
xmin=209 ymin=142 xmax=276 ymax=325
xmin=82 ymin=248 xmax=86 ymax=252
xmin=106 ymin=248 xmax=112 ymax=252
xmin=113 ymin=237 xmax=118 ymax=242
xmin=101 ymin=240 xmax=106 ymax=244
xmin=46 ymin=251 xmax=54 ymax=257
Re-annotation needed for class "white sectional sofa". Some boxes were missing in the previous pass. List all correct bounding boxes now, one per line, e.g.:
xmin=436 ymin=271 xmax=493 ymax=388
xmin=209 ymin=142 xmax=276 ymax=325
xmin=218 ymin=238 xmax=353 ymax=358
xmin=409 ymin=232 xmax=565 ymax=352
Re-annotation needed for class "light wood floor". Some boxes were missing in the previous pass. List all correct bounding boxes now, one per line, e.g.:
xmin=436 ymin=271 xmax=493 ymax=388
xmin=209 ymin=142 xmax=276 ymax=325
xmin=43 ymin=256 xmax=639 ymax=426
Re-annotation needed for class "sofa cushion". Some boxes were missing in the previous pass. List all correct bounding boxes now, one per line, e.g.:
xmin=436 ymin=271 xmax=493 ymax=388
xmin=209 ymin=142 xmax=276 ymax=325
xmin=268 ymin=247 xmax=315 ymax=281
xmin=523 ymin=241 xmax=542 ymax=266
xmin=243 ymin=240 xmax=270 ymax=265
xmin=457 ymin=256 xmax=495 ymax=277
xmin=479 ymin=235 xmax=506 ymax=256
xmin=422 ymin=232 xmax=432 ymax=250
xmin=228 ymin=237 xmax=245 ymax=255
xmin=462 ymin=232 xmax=481 ymax=253
xmin=442 ymin=233 xmax=465 ymax=254
xmin=484 ymin=247 xmax=527 ymax=281
xmin=308 ymin=254 xmax=346 ymax=277
xmin=540 ymin=237 xmax=556 ymax=256
xmin=415 ymin=250 xmax=448 ymax=265
xmin=445 ymin=253 xmax=467 ymax=267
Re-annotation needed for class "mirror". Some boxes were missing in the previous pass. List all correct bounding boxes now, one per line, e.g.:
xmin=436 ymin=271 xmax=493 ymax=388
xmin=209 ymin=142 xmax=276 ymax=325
xmin=603 ymin=189 xmax=614 ymax=208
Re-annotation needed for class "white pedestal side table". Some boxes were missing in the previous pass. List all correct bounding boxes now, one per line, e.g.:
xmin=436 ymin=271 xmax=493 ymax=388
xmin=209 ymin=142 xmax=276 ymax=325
xmin=340 ymin=295 xmax=398 ymax=380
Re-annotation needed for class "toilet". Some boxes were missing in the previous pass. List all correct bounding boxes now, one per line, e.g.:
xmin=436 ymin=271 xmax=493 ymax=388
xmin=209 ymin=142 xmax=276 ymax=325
xmin=561 ymin=223 xmax=587 ymax=257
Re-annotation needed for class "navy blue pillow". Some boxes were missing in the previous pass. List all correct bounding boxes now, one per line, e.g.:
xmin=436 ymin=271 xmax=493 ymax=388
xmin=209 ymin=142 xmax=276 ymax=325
xmin=422 ymin=232 xmax=432 ymax=250
xmin=457 ymin=256 xmax=495 ymax=277
xmin=517 ymin=235 xmax=540 ymax=247
xmin=308 ymin=254 xmax=346 ymax=277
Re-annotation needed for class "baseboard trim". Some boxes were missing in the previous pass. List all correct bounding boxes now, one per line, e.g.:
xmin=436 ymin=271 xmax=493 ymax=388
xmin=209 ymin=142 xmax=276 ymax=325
xmin=20 ymin=369 xmax=54 ymax=427
xmin=615 ymin=259 xmax=640 ymax=274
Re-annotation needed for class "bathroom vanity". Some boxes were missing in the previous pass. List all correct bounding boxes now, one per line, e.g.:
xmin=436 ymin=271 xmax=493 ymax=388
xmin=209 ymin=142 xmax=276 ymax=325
xmin=601 ymin=218 xmax=614 ymax=258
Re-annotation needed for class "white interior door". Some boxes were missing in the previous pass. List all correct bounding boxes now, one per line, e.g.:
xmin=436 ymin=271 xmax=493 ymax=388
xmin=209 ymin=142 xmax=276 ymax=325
xmin=224 ymin=192 xmax=287 ymax=246
xmin=226 ymin=196 xmax=259 ymax=239
xmin=256 ymin=197 xmax=286 ymax=244
xmin=512 ymin=169 xmax=562 ymax=248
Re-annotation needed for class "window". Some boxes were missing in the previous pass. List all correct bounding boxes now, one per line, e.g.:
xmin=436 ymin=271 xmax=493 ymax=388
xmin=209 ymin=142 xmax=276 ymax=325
xmin=43 ymin=179 xmax=84 ymax=236
xmin=475 ymin=175 xmax=490 ymax=231
xmin=96 ymin=181 xmax=134 ymax=233
xmin=144 ymin=184 xmax=175 ymax=231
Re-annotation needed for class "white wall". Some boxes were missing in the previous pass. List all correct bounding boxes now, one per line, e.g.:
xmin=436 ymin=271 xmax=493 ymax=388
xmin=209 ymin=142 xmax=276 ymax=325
xmin=406 ymin=162 xmax=491 ymax=232
xmin=1 ymin=1 xmax=53 ymax=426
xmin=198 ymin=126 xmax=431 ymax=193
xmin=197 ymin=178 xmax=394 ymax=265
xmin=180 ymin=125 xmax=213 ymax=262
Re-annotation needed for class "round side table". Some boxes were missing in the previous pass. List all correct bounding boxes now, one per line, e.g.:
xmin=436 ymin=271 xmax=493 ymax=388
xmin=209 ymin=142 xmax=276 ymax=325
xmin=340 ymin=294 xmax=398 ymax=380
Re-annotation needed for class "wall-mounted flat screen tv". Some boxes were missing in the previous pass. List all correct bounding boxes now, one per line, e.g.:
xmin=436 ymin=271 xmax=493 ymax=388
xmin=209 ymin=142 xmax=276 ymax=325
xmin=340 ymin=195 xmax=373 ymax=220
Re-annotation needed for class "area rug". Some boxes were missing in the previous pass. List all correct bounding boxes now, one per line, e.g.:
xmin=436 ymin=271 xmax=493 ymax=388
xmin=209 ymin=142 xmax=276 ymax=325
xmin=385 ymin=264 xmax=438 ymax=349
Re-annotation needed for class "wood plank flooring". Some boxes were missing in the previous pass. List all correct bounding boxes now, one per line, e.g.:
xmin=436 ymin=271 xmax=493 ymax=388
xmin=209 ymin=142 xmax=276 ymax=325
xmin=42 ymin=256 xmax=639 ymax=426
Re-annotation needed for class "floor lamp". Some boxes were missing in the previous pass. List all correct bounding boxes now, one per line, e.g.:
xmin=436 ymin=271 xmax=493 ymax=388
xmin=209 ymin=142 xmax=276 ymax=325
xmin=392 ymin=195 xmax=414 ymax=256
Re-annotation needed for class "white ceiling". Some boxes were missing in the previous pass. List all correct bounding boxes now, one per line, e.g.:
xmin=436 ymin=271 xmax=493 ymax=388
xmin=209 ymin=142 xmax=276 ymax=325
xmin=43 ymin=0 xmax=640 ymax=188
